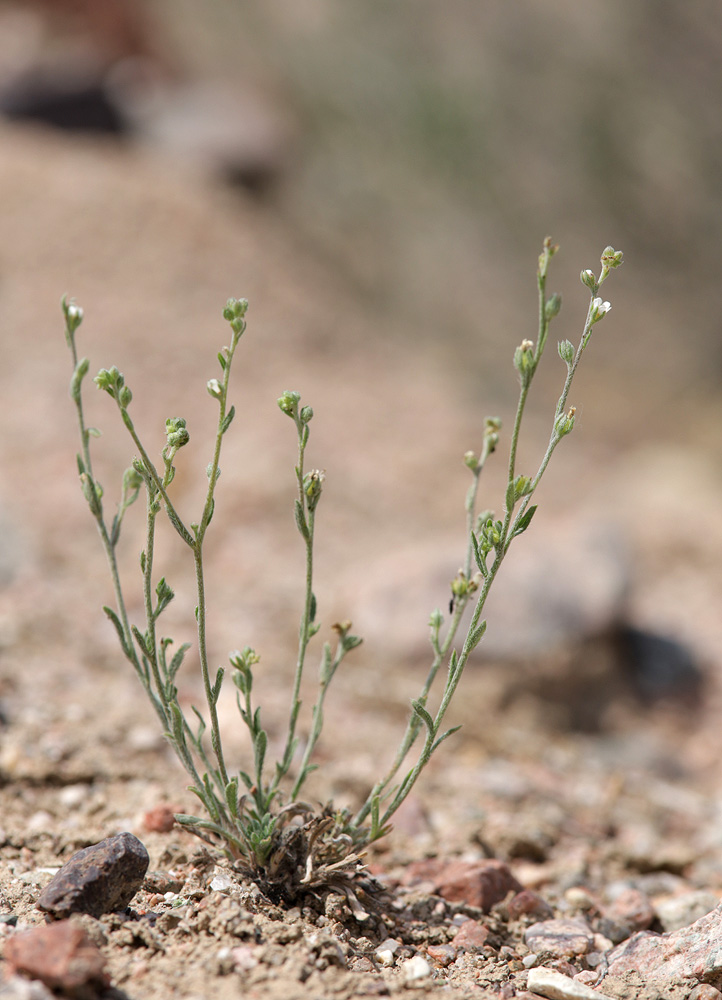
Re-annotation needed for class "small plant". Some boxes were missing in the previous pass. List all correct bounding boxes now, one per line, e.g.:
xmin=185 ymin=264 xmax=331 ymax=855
xmin=63 ymin=239 xmax=622 ymax=904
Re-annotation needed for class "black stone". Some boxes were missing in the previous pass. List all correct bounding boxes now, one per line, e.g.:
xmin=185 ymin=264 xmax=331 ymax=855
xmin=37 ymin=833 xmax=149 ymax=918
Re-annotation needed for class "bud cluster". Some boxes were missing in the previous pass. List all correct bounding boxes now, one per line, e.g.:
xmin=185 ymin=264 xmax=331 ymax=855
xmin=94 ymin=366 xmax=132 ymax=409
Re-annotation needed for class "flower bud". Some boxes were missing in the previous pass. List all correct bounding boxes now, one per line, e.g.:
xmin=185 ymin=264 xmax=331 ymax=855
xmin=206 ymin=378 xmax=223 ymax=399
xmin=118 ymin=385 xmax=133 ymax=409
xmin=513 ymin=340 xmax=535 ymax=381
xmin=165 ymin=417 xmax=190 ymax=449
xmin=277 ymin=390 xmax=301 ymax=416
xmin=300 ymin=405 xmax=314 ymax=424
xmin=545 ymin=293 xmax=562 ymax=320
xmin=555 ymin=406 xmax=576 ymax=438
xmin=464 ymin=450 xmax=478 ymax=470
xmin=557 ymin=339 xmax=575 ymax=365
xmin=62 ymin=295 xmax=84 ymax=334
xmin=580 ymin=269 xmax=597 ymax=292
xmin=303 ymin=469 xmax=325 ymax=511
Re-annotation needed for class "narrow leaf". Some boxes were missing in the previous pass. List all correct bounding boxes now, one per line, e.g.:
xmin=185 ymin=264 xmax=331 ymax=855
xmin=254 ymin=729 xmax=267 ymax=782
xmin=102 ymin=606 xmax=129 ymax=656
xmin=512 ymin=504 xmax=538 ymax=538
xmin=411 ymin=699 xmax=435 ymax=738
xmin=168 ymin=642 xmax=191 ymax=681
xmin=431 ymin=725 xmax=462 ymax=754
xmin=467 ymin=620 xmax=487 ymax=653
xmin=221 ymin=405 xmax=235 ymax=435
xmin=294 ymin=498 xmax=308 ymax=538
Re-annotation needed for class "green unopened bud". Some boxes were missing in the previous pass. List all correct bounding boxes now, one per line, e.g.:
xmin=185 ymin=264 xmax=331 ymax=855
xmin=206 ymin=378 xmax=223 ymax=399
xmin=555 ymin=406 xmax=576 ymax=438
xmin=513 ymin=339 xmax=535 ymax=382
xmin=118 ymin=385 xmax=132 ymax=409
xmin=545 ymin=293 xmax=562 ymax=320
xmin=558 ymin=340 xmax=575 ymax=366
xmin=222 ymin=297 xmax=249 ymax=334
xmin=464 ymin=450 xmax=478 ymax=471
xmin=303 ymin=469 xmax=325 ymax=511
xmin=165 ymin=417 xmax=190 ymax=449
xmin=300 ymin=405 xmax=314 ymax=424
xmin=580 ymin=269 xmax=597 ymax=292
xmin=277 ymin=390 xmax=301 ymax=416
xmin=513 ymin=474 xmax=533 ymax=500
xmin=428 ymin=608 xmax=444 ymax=630
xmin=122 ymin=465 xmax=144 ymax=493
xmin=94 ymin=366 xmax=124 ymax=398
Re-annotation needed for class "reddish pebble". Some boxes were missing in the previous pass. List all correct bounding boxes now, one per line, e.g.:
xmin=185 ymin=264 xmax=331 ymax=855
xmin=5 ymin=920 xmax=108 ymax=992
xmin=451 ymin=918 xmax=490 ymax=950
xmin=604 ymin=887 xmax=654 ymax=932
xmin=435 ymin=859 xmax=522 ymax=912
xmin=427 ymin=943 xmax=456 ymax=966
xmin=142 ymin=804 xmax=177 ymax=833
xmin=507 ymin=889 xmax=554 ymax=921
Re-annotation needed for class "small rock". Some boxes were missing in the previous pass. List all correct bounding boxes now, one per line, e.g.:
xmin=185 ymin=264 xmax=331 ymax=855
xmin=375 ymin=938 xmax=400 ymax=967
xmin=142 ymin=804 xmax=177 ymax=833
xmin=209 ymin=872 xmax=234 ymax=893
xmin=451 ymin=919 xmax=489 ymax=951
xmin=0 ymin=974 xmax=55 ymax=999
xmin=143 ymin=870 xmax=183 ymax=894
xmin=406 ymin=858 xmax=522 ymax=911
xmin=36 ymin=832 xmax=149 ymax=918
xmin=603 ymin=887 xmax=654 ymax=933
xmin=508 ymin=889 xmax=555 ymax=921
xmin=426 ymin=944 xmax=456 ymax=967
xmin=526 ymin=966 xmax=614 ymax=999
xmin=524 ymin=919 xmax=595 ymax=959
xmin=689 ymin=986 xmax=722 ymax=1000
xmin=606 ymin=902 xmax=722 ymax=987
xmin=655 ymin=891 xmax=719 ymax=933
xmin=5 ymin=920 xmax=108 ymax=992
xmin=400 ymin=955 xmax=431 ymax=985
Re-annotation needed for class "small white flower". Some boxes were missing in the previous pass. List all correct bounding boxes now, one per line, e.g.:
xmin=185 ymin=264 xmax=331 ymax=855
xmin=591 ymin=297 xmax=612 ymax=323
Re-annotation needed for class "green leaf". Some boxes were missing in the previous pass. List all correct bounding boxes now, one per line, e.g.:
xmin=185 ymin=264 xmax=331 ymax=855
xmin=191 ymin=705 xmax=206 ymax=742
xmin=168 ymin=642 xmax=191 ymax=681
xmin=411 ymin=699 xmax=435 ymax=738
xmin=512 ymin=504 xmax=538 ymax=538
xmin=254 ymin=729 xmax=267 ymax=783
xmin=217 ymin=352 xmax=227 ymax=371
xmin=309 ymin=592 xmax=317 ymax=622
xmin=224 ymin=777 xmax=239 ymax=818
xmin=211 ymin=667 xmax=224 ymax=705
xmin=467 ymin=620 xmax=487 ymax=653
xmin=154 ymin=577 xmax=174 ymax=618
xmin=131 ymin=624 xmax=151 ymax=659
xmin=431 ymin=725 xmax=462 ymax=754
xmin=102 ymin=605 xmax=130 ymax=656
xmin=221 ymin=405 xmax=235 ymax=435
xmin=471 ymin=531 xmax=486 ymax=575
xmin=239 ymin=770 xmax=254 ymax=790
xmin=294 ymin=499 xmax=308 ymax=538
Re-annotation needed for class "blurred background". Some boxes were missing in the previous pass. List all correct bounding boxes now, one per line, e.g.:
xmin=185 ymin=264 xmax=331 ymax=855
xmin=1 ymin=0 xmax=722 ymax=809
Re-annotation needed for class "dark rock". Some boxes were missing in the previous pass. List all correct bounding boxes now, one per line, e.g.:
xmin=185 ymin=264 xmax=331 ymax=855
xmin=507 ymin=889 xmax=555 ymax=921
xmin=403 ymin=857 xmax=522 ymax=911
xmin=36 ymin=832 xmax=149 ymax=918
xmin=5 ymin=919 xmax=109 ymax=992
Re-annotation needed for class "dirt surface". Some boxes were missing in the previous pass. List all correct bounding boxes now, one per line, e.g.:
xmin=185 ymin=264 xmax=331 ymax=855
xmin=1 ymin=123 xmax=722 ymax=999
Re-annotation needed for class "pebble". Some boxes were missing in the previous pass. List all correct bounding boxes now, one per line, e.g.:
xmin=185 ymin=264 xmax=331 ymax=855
xmin=0 ymin=975 xmax=55 ymax=999
xmin=426 ymin=944 xmax=456 ymax=967
xmin=142 ymin=804 xmax=177 ymax=833
xmin=404 ymin=857 xmax=522 ymax=912
xmin=209 ymin=872 xmax=234 ymax=893
xmin=524 ymin=919 xmax=595 ymax=959
xmin=400 ymin=955 xmax=431 ymax=985
xmin=603 ymin=887 xmax=654 ymax=933
xmin=36 ymin=832 xmax=149 ymax=918
xmin=450 ymin=919 xmax=489 ymax=951
xmin=526 ymin=967 xmax=614 ymax=1000
xmin=4 ymin=920 xmax=108 ymax=992
xmin=375 ymin=938 xmax=400 ymax=966
xmin=143 ymin=869 xmax=183 ymax=894
xmin=508 ymin=889 xmax=555 ymax=921
xmin=654 ymin=890 xmax=720 ymax=932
